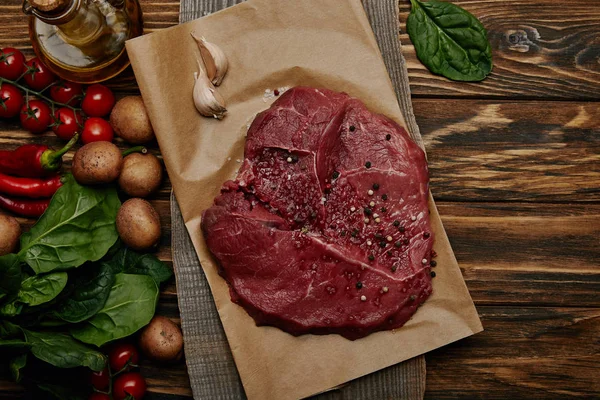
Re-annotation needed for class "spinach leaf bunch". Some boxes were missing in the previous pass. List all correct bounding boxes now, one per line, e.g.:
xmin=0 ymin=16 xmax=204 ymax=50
xmin=0 ymin=174 xmax=172 ymax=398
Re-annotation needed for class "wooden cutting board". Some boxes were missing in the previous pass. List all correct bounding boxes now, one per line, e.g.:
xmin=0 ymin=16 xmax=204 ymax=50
xmin=172 ymin=0 xmax=427 ymax=398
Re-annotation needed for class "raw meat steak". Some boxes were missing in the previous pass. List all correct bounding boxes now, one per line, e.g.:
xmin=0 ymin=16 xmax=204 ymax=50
xmin=202 ymin=87 xmax=434 ymax=340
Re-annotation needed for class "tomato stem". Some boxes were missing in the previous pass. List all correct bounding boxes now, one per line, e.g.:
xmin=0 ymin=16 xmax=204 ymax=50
xmin=0 ymin=76 xmax=82 ymax=114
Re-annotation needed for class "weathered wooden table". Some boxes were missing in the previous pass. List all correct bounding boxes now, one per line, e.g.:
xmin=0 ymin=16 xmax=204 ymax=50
xmin=1 ymin=0 xmax=599 ymax=398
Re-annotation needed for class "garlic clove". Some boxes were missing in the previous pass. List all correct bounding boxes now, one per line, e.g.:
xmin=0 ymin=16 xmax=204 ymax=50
xmin=191 ymin=32 xmax=229 ymax=86
xmin=193 ymin=59 xmax=227 ymax=119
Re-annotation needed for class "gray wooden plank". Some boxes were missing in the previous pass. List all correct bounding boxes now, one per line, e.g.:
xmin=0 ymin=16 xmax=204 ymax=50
xmin=171 ymin=196 xmax=245 ymax=400
xmin=174 ymin=0 xmax=427 ymax=399
xmin=171 ymin=197 xmax=426 ymax=400
xmin=361 ymin=0 xmax=423 ymax=149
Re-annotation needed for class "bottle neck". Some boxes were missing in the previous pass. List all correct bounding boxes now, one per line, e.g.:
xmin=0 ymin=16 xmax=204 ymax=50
xmin=24 ymin=0 xmax=81 ymax=25
xmin=26 ymin=0 xmax=107 ymax=47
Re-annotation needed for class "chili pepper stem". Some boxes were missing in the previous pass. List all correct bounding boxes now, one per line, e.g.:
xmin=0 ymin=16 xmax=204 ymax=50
xmin=41 ymin=133 xmax=79 ymax=171
xmin=122 ymin=146 xmax=148 ymax=157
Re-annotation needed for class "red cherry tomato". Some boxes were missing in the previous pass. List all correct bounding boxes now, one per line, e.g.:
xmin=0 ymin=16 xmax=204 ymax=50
xmin=88 ymin=393 xmax=111 ymax=400
xmin=0 ymin=83 xmax=24 ymax=118
xmin=23 ymin=58 xmax=56 ymax=91
xmin=113 ymin=372 xmax=146 ymax=400
xmin=109 ymin=343 xmax=139 ymax=372
xmin=20 ymin=100 xmax=51 ymax=134
xmin=81 ymin=117 xmax=114 ymax=144
xmin=50 ymin=81 xmax=83 ymax=106
xmin=82 ymin=84 xmax=115 ymax=117
xmin=0 ymin=48 xmax=26 ymax=80
xmin=52 ymin=107 xmax=83 ymax=140
xmin=90 ymin=368 xmax=110 ymax=391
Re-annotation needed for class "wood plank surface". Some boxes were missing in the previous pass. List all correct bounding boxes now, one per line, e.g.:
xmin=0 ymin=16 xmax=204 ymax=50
xmin=4 ymin=0 xmax=600 ymax=99
xmin=0 ymin=0 xmax=599 ymax=398
xmin=425 ymin=306 xmax=600 ymax=399
xmin=399 ymin=0 xmax=600 ymax=100
xmin=416 ymin=99 xmax=600 ymax=202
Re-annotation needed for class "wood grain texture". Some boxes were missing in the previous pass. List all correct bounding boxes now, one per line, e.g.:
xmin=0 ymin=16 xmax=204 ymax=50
xmin=414 ymin=99 xmax=600 ymax=202
xmin=399 ymin=0 xmax=600 ymax=100
xmin=425 ymin=306 xmax=600 ymax=399
xmin=0 ymin=0 xmax=599 ymax=398
xmin=4 ymin=0 xmax=600 ymax=99
xmin=362 ymin=0 xmax=422 ymax=146
xmin=140 ymin=303 xmax=600 ymax=399
xmin=170 ymin=195 xmax=245 ymax=400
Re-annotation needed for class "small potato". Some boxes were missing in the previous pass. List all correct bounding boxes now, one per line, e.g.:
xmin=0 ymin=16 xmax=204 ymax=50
xmin=139 ymin=316 xmax=183 ymax=363
xmin=72 ymin=141 xmax=123 ymax=185
xmin=116 ymin=198 xmax=161 ymax=251
xmin=118 ymin=153 xmax=163 ymax=198
xmin=110 ymin=96 xmax=155 ymax=145
xmin=0 ymin=214 xmax=21 ymax=256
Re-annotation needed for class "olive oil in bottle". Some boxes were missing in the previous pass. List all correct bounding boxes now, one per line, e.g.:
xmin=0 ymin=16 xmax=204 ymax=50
xmin=23 ymin=0 xmax=143 ymax=83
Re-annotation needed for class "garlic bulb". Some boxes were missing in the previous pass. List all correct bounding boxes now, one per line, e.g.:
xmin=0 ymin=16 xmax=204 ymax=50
xmin=193 ymin=59 xmax=227 ymax=119
xmin=191 ymin=32 xmax=228 ymax=86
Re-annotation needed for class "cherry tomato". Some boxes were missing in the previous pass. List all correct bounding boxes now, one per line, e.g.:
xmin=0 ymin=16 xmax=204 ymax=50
xmin=50 ymin=81 xmax=83 ymax=106
xmin=89 ymin=393 xmax=111 ymax=400
xmin=109 ymin=343 xmax=139 ymax=372
xmin=0 ymin=83 xmax=24 ymax=118
xmin=113 ymin=372 xmax=146 ymax=400
xmin=20 ymin=100 xmax=51 ymax=134
xmin=0 ymin=48 xmax=26 ymax=80
xmin=52 ymin=107 xmax=83 ymax=140
xmin=82 ymin=84 xmax=115 ymax=117
xmin=90 ymin=368 xmax=110 ymax=391
xmin=81 ymin=117 xmax=114 ymax=144
xmin=23 ymin=58 xmax=56 ymax=91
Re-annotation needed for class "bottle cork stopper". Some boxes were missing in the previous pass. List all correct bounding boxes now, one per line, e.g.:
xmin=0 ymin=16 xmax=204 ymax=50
xmin=29 ymin=0 xmax=70 ymax=12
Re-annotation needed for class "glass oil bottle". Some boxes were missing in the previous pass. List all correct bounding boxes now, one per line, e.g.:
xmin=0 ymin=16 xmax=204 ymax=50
xmin=22 ymin=0 xmax=143 ymax=83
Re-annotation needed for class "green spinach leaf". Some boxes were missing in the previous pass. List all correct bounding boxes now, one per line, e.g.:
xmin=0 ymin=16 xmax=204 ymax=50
xmin=0 ymin=301 xmax=22 ymax=317
xmin=70 ymin=273 xmax=158 ymax=347
xmin=0 ymin=254 xmax=22 ymax=298
xmin=0 ymin=339 xmax=30 ymax=351
xmin=10 ymin=354 xmax=27 ymax=383
xmin=17 ymin=272 xmax=68 ymax=306
xmin=54 ymin=263 xmax=116 ymax=323
xmin=0 ymin=323 xmax=30 ymax=354
xmin=107 ymin=247 xmax=173 ymax=285
xmin=23 ymin=330 xmax=106 ymax=371
xmin=19 ymin=174 xmax=121 ymax=274
xmin=0 ymin=320 xmax=22 ymax=338
xmin=407 ymin=0 xmax=492 ymax=81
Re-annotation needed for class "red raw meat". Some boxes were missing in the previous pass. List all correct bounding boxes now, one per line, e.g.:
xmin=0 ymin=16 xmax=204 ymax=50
xmin=202 ymin=87 xmax=434 ymax=340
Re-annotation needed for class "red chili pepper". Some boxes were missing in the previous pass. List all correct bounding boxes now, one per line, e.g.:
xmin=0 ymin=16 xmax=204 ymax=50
xmin=0 ymin=195 xmax=49 ymax=218
xmin=0 ymin=134 xmax=78 ymax=178
xmin=0 ymin=173 xmax=62 ymax=198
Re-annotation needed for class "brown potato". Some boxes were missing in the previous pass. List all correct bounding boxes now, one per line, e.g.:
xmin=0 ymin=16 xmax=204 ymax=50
xmin=116 ymin=198 xmax=161 ymax=251
xmin=118 ymin=153 xmax=163 ymax=198
xmin=72 ymin=141 xmax=123 ymax=185
xmin=139 ymin=316 xmax=183 ymax=363
xmin=110 ymin=96 xmax=155 ymax=145
xmin=0 ymin=214 xmax=21 ymax=256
